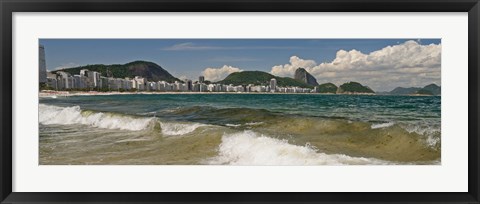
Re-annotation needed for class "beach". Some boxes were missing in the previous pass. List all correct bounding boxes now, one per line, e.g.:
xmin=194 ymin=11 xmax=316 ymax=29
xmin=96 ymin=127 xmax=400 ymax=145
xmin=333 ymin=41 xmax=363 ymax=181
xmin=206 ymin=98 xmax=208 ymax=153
xmin=39 ymin=90 xmax=374 ymax=98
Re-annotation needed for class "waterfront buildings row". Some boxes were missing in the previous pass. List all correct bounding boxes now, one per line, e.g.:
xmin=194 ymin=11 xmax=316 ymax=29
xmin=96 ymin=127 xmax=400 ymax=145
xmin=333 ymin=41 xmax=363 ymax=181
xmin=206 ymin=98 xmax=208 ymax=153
xmin=46 ymin=71 xmax=314 ymax=93
xmin=47 ymin=70 xmax=149 ymax=91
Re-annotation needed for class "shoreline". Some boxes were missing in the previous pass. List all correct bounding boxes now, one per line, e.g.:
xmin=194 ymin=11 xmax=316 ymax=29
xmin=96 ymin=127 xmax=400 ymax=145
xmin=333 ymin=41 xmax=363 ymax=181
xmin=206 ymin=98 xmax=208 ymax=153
xmin=39 ymin=90 xmax=338 ymax=97
xmin=39 ymin=90 xmax=374 ymax=97
xmin=38 ymin=90 xmax=438 ymax=97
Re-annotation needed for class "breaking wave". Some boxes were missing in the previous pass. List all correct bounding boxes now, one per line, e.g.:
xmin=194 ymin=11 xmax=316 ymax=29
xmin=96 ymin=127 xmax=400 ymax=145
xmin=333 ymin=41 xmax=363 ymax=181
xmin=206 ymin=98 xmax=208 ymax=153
xmin=39 ymin=104 xmax=155 ymax=131
xmin=160 ymin=122 xmax=208 ymax=136
xmin=371 ymin=122 xmax=395 ymax=129
xmin=402 ymin=124 xmax=441 ymax=148
xmin=206 ymin=131 xmax=390 ymax=165
xmin=39 ymin=104 xmax=208 ymax=135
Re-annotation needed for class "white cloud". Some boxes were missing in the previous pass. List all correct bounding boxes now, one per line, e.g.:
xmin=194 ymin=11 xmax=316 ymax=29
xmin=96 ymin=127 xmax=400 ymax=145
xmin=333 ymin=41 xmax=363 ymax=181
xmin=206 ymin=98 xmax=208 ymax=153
xmin=162 ymin=42 xmax=305 ymax=51
xmin=178 ymin=75 xmax=189 ymax=81
xmin=271 ymin=56 xmax=317 ymax=77
xmin=162 ymin=42 xmax=219 ymax=51
xmin=270 ymin=40 xmax=441 ymax=91
xmin=202 ymin=65 xmax=243 ymax=82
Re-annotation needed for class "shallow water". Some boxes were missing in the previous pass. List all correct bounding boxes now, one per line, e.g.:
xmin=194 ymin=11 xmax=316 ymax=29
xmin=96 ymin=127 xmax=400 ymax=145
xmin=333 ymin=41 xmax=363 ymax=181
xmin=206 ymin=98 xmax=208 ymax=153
xmin=39 ymin=94 xmax=441 ymax=165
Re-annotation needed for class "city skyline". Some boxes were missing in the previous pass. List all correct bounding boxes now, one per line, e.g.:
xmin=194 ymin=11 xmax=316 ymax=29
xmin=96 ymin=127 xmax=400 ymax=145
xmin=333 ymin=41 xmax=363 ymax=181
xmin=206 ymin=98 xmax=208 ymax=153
xmin=45 ymin=67 xmax=316 ymax=94
xmin=39 ymin=39 xmax=441 ymax=92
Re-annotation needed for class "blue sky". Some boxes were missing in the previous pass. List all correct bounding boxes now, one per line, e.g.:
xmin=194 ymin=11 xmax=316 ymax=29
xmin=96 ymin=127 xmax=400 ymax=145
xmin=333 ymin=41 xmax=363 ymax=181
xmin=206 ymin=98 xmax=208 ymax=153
xmin=39 ymin=39 xmax=441 ymax=91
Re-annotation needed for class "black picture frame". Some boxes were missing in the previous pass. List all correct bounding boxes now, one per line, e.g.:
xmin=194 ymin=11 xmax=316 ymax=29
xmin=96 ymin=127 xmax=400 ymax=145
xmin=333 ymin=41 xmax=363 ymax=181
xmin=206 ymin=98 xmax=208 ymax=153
xmin=1 ymin=0 xmax=479 ymax=203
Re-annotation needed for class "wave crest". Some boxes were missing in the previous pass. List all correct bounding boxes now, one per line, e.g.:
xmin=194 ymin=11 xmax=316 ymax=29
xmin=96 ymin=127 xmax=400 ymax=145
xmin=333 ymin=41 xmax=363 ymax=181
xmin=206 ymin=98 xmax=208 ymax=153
xmin=39 ymin=104 xmax=155 ymax=131
xmin=160 ymin=122 xmax=207 ymax=136
xmin=371 ymin=122 xmax=395 ymax=129
xmin=206 ymin=131 xmax=389 ymax=165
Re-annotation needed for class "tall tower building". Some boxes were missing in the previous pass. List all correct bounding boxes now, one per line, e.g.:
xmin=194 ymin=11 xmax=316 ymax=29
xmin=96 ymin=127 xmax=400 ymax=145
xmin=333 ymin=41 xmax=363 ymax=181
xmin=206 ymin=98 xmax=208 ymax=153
xmin=270 ymin=78 xmax=277 ymax=92
xmin=187 ymin=79 xmax=193 ymax=91
xmin=199 ymin=76 xmax=205 ymax=83
xmin=39 ymin=45 xmax=47 ymax=83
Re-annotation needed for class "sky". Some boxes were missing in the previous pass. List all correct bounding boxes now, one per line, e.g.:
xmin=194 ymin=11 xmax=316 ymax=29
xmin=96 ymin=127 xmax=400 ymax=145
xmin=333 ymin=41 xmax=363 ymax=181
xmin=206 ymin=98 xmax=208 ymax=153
xmin=39 ymin=39 xmax=441 ymax=92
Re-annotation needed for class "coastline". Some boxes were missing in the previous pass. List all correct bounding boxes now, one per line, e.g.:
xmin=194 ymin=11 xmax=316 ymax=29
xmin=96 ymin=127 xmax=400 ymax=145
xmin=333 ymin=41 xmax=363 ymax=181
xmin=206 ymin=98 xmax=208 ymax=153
xmin=39 ymin=90 xmax=376 ymax=97
xmin=39 ymin=90 xmax=439 ymax=97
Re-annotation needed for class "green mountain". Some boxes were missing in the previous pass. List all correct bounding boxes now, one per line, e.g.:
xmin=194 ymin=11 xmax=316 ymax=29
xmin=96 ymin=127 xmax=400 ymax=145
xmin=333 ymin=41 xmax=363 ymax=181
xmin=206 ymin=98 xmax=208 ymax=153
xmin=317 ymin=83 xmax=338 ymax=93
xmin=337 ymin=82 xmax=374 ymax=94
xmin=415 ymin=84 xmax=441 ymax=95
xmin=389 ymin=87 xmax=421 ymax=95
xmin=53 ymin=61 xmax=180 ymax=82
xmin=218 ymin=71 xmax=312 ymax=88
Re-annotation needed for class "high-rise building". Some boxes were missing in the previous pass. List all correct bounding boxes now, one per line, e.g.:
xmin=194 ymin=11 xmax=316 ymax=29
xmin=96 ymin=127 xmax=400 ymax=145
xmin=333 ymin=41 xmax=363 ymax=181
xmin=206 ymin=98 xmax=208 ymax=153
xmin=200 ymin=84 xmax=207 ymax=92
xmin=270 ymin=78 xmax=277 ymax=92
xmin=73 ymin=75 xmax=84 ymax=88
xmin=199 ymin=76 xmax=205 ymax=83
xmin=192 ymin=83 xmax=200 ymax=92
xmin=80 ymin=69 xmax=89 ymax=77
xmin=57 ymin=71 xmax=73 ymax=89
xmin=135 ymin=76 xmax=146 ymax=90
xmin=39 ymin=45 xmax=47 ymax=83
xmin=186 ymin=79 xmax=193 ymax=91
xmin=46 ymin=72 xmax=58 ymax=90
xmin=88 ymin=71 xmax=101 ymax=88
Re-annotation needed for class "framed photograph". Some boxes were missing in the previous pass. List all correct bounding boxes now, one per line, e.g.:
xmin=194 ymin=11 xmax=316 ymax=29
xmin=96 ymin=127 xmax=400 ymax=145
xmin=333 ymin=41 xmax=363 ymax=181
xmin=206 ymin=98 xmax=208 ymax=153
xmin=1 ymin=0 xmax=479 ymax=203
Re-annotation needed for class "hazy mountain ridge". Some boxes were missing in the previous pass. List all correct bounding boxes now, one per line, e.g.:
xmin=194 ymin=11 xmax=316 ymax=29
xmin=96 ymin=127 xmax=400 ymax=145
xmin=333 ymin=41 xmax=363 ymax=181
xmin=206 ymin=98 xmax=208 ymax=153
xmin=385 ymin=84 xmax=441 ymax=95
xmin=389 ymin=87 xmax=422 ymax=95
xmin=416 ymin=84 xmax=441 ymax=95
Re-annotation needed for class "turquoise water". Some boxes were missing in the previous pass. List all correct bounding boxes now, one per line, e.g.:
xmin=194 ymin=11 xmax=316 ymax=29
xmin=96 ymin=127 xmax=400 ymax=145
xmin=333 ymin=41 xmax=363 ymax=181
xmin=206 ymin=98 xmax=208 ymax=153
xmin=39 ymin=94 xmax=441 ymax=165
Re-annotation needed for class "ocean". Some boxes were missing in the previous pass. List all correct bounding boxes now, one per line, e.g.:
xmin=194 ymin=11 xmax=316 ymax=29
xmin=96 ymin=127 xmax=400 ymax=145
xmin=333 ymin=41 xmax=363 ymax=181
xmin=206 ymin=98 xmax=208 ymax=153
xmin=39 ymin=94 xmax=441 ymax=165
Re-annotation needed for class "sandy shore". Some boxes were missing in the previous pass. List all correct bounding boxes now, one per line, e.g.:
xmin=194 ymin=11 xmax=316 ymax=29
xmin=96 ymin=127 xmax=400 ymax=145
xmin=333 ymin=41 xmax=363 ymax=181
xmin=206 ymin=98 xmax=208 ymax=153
xmin=38 ymin=91 xmax=438 ymax=98
xmin=39 ymin=90 xmax=217 ymax=97
xmin=39 ymin=90 xmax=346 ymax=97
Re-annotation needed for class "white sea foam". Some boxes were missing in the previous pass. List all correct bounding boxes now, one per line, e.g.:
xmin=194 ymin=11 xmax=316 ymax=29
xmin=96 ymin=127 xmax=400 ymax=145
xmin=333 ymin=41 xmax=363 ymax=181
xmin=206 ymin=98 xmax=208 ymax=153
xmin=404 ymin=124 xmax=440 ymax=136
xmin=160 ymin=122 xmax=207 ymax=136
xmin=425 ymin=135 xmax=441 ymax=147
xmin=115 ymin=138 xmax=151 ymax=143
xmin=39 ymin=104 xmax=154 ymax=131
xmin=225 ymin=122 xmax=262 ymax=127
xmin=371 ymin=122 xmax=441 ymax=148
xmin=371 ymin=122 xmax=395 ymax=129
xmin=206 ymin=131 xmax=390 ymax=165
xmin=245 ymin=122 xmax=264 ymax=126
xmin=403 ymin=124 xmax=441 ymax=148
